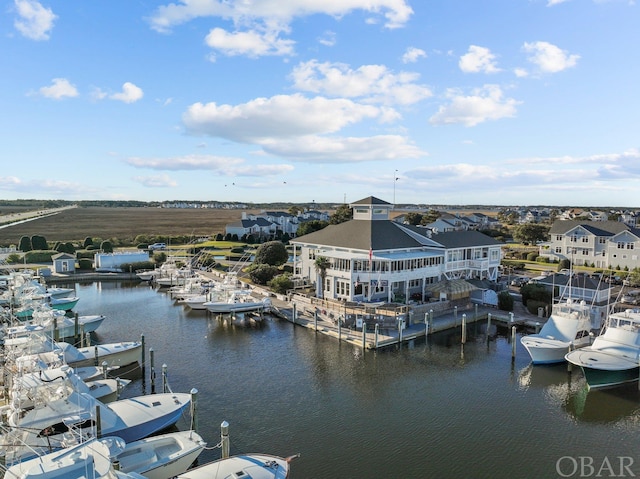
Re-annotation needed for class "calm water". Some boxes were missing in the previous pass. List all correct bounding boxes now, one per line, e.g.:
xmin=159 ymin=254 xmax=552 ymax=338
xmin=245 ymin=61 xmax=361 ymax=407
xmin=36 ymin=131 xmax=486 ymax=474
xmin=65 ymin=281 xmax=640 ymax=479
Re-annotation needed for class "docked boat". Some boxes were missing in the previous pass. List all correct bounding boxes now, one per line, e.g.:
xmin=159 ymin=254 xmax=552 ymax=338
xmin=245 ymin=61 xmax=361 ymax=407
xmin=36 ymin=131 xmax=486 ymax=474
xmin=108 ymin=430 xmax=206 ymax=479
xmin=520 ymin=299 xmax=595 ymax=364
xmin=177 ymin=453 xmax=294 ymax=479
xmin=565 ymin=308 xmax=640 ymax=389
xmin=204 ymin=291 xmax=272 ymax=314
xmin=5 ymin=310 xmax=105 ymax=339
xmin=3 ymin=436 xmax=144 ymax=479
xmin=57 ymin=340 xmax=143 ymax=368
xmin=0 ymin=390 xmax=193 ymax=465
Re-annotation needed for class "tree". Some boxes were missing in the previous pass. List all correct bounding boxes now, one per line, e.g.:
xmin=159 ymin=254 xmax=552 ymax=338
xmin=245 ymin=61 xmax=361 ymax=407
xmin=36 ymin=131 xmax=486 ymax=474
xmin=297 ymin=220 xmax=329 ymax=236
xmin=512 ymin=224 xmax=549 ymax=245
xmin=249 ymin=264 xmax=279 ymax=285
xmin=420 ymin=209 xmax=441 ymax=225
xmin=498 ymin=291 xmax=514 ymax=311
xmin=268 ymin=273 xmax=293 ymax=294
xmin=314 ymin=256 xmax=331 ymax=298
xmin=329 ymin=204 xmax=352 ymax=224
xmin=254 ymin=241 xmax=288 ymax=266
xmin=83 ymin=236 xmax=94 ymax=249
xmin=18 ymin=235 xmax=32 ymax=252
xmin=404 ymin=212 xmax=423 ymax=226
xmin=100 ymin=240 xmax=114 ymax=253
xmin=288 ymin=206 xmax=302 ymax=216
xmin=31 ymin=235 xmax=48 ymax=250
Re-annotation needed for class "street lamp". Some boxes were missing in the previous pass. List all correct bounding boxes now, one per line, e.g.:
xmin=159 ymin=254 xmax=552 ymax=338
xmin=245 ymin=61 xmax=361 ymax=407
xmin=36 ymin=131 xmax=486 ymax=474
xmin=393 ymin=169 xmax=399 ymax=205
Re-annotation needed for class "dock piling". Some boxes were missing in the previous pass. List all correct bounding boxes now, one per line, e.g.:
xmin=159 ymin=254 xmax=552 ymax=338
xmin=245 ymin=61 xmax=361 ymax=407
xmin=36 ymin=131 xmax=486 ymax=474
xmin=511 ymin=326 xmax=517 ymax=360
xmin=461 ymin=314 xmax=467 ymax=344
xmin=221 ymin=421 xmax=230 ymax=459
xmin=190 ymin=388 xmax=198 ymax=433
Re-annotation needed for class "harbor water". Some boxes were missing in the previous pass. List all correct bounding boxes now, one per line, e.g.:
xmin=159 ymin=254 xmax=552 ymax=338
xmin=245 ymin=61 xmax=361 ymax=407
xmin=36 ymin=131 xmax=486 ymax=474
xmin=68 ymin=281 xmax=640 ymax=478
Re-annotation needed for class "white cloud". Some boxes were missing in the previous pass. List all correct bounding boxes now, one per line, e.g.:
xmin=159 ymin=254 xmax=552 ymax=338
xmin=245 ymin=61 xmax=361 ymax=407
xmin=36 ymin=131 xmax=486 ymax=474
xmin=547 ymin=0 xmax=569 ymax=5
xmin=429 ymin=85 xmax=520 ymax=127
xmin=514 ymin=67 xmax=528 ymax=78
xmin=402 ymin=47 xmax=426 ymax=64
xmin=318 ymin=30 xmax=337 ymax=47
xmin=14 ymin=0 xmax=56 ymax=41
xmin=523 ymin=41 xmax=580 ymax=73
xmin=148 ymin=0 xmax=413 ymax=33
xmin=183 ymin=93 xmax=389 ymax=142
xmin=260 ymin=134 xmax=426 ymax=163
xmin=126 ymin=154 xmax=293 ymax=177
xmin=459 ymin=45 xmax=501 ymax=74
xmin=132 ymin=174 xmax=178 ymax=188
xmin=110 ymin=82 xmax=144 ymax=103
xmin=205 ymin=27 xmax=295 ymax=58
xmin=290 ymin=60 xmax=432 ymax=105
xmin=38 ymin=78 xmax=79 ymax=99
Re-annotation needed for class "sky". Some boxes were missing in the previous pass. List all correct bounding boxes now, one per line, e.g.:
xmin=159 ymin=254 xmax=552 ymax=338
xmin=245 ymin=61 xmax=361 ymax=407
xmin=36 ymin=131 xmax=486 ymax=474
xmin=2 ymin=0 xmax=639 ymax=208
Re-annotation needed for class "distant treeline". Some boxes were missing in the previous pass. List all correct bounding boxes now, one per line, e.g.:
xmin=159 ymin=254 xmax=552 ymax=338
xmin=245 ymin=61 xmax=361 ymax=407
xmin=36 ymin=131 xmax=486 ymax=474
xmin=0 ymin=199 xmax=342 ymax=209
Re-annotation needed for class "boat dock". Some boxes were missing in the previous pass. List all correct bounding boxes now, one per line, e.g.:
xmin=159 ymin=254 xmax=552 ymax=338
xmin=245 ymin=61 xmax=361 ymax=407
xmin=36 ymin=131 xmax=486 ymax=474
xmin=268 ymin=296 xmax=544 ymax=350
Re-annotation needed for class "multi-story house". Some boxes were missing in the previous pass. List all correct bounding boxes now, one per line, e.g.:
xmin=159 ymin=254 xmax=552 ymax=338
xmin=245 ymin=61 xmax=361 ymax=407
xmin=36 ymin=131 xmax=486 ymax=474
xmin=290 ymin=196 xmax=503 ymax=304
xmin=540 ymin=220 xmax=640 ymax=270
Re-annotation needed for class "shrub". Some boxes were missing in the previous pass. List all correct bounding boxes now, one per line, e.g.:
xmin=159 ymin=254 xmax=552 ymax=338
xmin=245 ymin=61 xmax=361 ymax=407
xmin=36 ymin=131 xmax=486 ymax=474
xmin=119 ymin=261 xmax=155 ymax=272
xmin=254 ymin=241 xmax=288 ymax=266
xmin=526 ymin=252 xmax=538 ymax=262
xmin=24 ymin=250 xmax=57 ymax=263
xmin=526 ymin=299 xmax=548 ymax=316
xmin=19 ymin=235 xmax=32 ymax=252
xmin=520 ymin=283 xmax=551 ymax=307
xmin=497 ymin=291 xmax=514 ymax=311
xmin=6 ymin=253 xmax=22 ymax=264
xmin=249 ymin=264 xmax=279 ymax=285
xmin=230 ymin=246 xmax=245 ymax=254
xmin=77 ymin=258 xmax=93 ymax=270
xmin=100 ymin=241 xmax=113 ymax=253
xmin=268 ymin=273 xmax=293 ymax=294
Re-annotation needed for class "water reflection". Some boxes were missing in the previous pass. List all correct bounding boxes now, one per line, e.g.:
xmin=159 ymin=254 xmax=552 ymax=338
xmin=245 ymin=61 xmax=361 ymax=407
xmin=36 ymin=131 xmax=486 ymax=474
xmin=517 ymin=363 xmax=640 ymax=425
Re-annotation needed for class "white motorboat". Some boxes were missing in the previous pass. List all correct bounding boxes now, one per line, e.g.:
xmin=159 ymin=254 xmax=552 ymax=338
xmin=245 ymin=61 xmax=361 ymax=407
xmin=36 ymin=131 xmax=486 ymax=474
xmin=177 ymin=453 xmax=294 ymax=479
xmin=9 ymin=365 xmax=127 ymax=409
xmin=3 ymin=436 xmax=144 ymax=479
xmin=565 ymin=308 xmax=640 ymax=389
xmin=1 ymin=390 xmax=192 ymax=465
xmin=57 ymin=340 xmax=143 ymax=368
xmin=204 ymin=291 xmax=272 ymax=314
xmin=520 ymin=299 xmax=595 ymax=364
xmin=107 ymin=430 xmax=206 ymax=479
xmin=6 ymin=309 xmax=105 ymax=339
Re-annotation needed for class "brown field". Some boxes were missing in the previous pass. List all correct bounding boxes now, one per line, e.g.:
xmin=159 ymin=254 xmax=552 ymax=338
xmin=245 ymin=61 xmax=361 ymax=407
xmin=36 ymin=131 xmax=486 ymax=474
xmin=0 ymin=207 xmax=262 ymax=245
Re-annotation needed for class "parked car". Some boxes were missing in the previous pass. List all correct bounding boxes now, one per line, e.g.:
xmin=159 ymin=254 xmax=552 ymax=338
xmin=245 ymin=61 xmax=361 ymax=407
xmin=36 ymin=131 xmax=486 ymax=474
xmin=148 ymin=242 xmax=166 ymax=251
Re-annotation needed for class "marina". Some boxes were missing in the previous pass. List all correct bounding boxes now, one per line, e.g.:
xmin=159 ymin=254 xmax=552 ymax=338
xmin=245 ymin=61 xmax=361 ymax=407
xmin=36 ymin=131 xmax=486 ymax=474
xmin=3 ymin=277 xmax=635 ymax=478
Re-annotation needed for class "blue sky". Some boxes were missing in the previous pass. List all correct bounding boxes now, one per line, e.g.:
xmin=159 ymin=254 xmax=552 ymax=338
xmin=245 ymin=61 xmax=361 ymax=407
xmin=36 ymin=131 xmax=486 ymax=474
xmin=2 ymin=0 xmax=639 ymax=207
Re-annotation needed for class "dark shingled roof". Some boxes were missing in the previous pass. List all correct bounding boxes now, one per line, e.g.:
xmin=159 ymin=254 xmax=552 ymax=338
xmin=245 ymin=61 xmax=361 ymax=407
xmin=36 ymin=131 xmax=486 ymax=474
xmin=292 ymin=220 xmax=500 ymax=251
xmin=350 ymin=196 xmax=391 ymax=206
xmin=549 ymin=220 xmax=629 ymax=236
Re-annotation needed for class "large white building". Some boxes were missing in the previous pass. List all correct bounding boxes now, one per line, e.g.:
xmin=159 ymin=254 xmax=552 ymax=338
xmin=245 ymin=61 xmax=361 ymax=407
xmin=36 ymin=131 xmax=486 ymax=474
xmin=290 ymin=197 xmax=503 ymax=304
xmin=540 ymin=220 xmax=640 ymax=271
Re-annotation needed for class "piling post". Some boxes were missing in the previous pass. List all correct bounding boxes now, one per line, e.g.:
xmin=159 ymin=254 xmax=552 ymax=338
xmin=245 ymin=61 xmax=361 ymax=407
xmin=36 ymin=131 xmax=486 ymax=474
xmin=96 ymin=405 xmax=102 ymax=438
xmin=338 ymin=316 xmax=342 ymax=341
xmin=567 ymin=343 xmax=573 ymax=373
xmin=454 ymin=306 xmax=458 ymax=325
xmin=509 ymin=312 xmax=514 ymax=325
xmin=221 ymin=421 xmax=230 ymax=459
xmin=461 ymin=314 xmax=467 ymax=344
xmin=362 ymin=322 xmax=367 ymax=350
xmin=150 ymin=348 xmax=156 ymax=394
xmin=102 ymin=361 xmax=108 ymax=379
xmin=475 ymin=303 xmax=478 ymax=321
xmin=141 ymin=334 xmax=146 ymax=390
xmin=429 ymin=309 xmax=433 ymax=334
xmin=398 ymin=317 xmax=404 ymax=344
xmin=292 ymin=303 xmax=297 ymax=325
xmin=487 ymin=313 xmax=492 ymax=342
xmin=162 ymin=364 xmax=168 ymax=393
xmin=535 ymin=322 xmax=540 ymax=334
xmin=94 ymin=346 xmax=99 ymax=367
xmin=314 ymin=310 xmax=318 ymax=332
xmin=74 ymin=313 xmax=79 ymax=343
xmin=190 ymin=388 xmax=198 ymax=433
xmin=85 ymin=331 xmax=91 ymax=348
xmin=53 ymin=315 xmax=59 ymax=342
xmin=424 ymin=312 xmax=429 ymax=336
xmin=375 ymin=323 xmax=379 ymax=349
xmin=511 ymin=326 xmax=517 ymax=360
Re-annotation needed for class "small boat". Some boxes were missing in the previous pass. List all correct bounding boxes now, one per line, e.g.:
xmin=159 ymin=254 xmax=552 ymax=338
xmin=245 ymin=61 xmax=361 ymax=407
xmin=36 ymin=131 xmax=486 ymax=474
xmin=177 ymin=453 xmax=295 ymax=479
xmin=5 ymin=310 xmax=105 ymax=339
xmin=9 ymin=365 xmax=127 ymax=408
xmin=565 ymin=308 xmax=640 ymax=389
xmin=107 ymin=430 xmax=206 ymax=479
xmin=57 ymin=340 xmax=143 ymax=368
xmin=3 ymin=436 xmax=143 ymax=479
xmin=50 ymin=296 xmax=80 ymax=311
xmin=205 ymin=291 xmax=272 ymax=314
xmin=520 ymin=299 xmax=595 ymax=364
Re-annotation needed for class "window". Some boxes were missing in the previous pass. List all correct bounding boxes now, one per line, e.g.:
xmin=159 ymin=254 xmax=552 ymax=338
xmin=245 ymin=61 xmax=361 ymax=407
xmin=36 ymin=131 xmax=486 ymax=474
xmin=582 ymin=249 xmax=589 ymax=255
xmin=555 ymin=247 xmax=562 ymax=253
xmin=626 ymin=243 xmax=634 ymax=250
xmin=582 ymin=236 xmax=589 ymax=243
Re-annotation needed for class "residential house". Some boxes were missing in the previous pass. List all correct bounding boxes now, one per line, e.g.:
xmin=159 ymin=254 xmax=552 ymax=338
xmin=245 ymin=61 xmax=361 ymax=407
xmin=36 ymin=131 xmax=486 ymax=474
xmin=539 ymin=220 xmax=639 ymax=270
xmin=290 ymin=196 xmax=503 ymax=304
